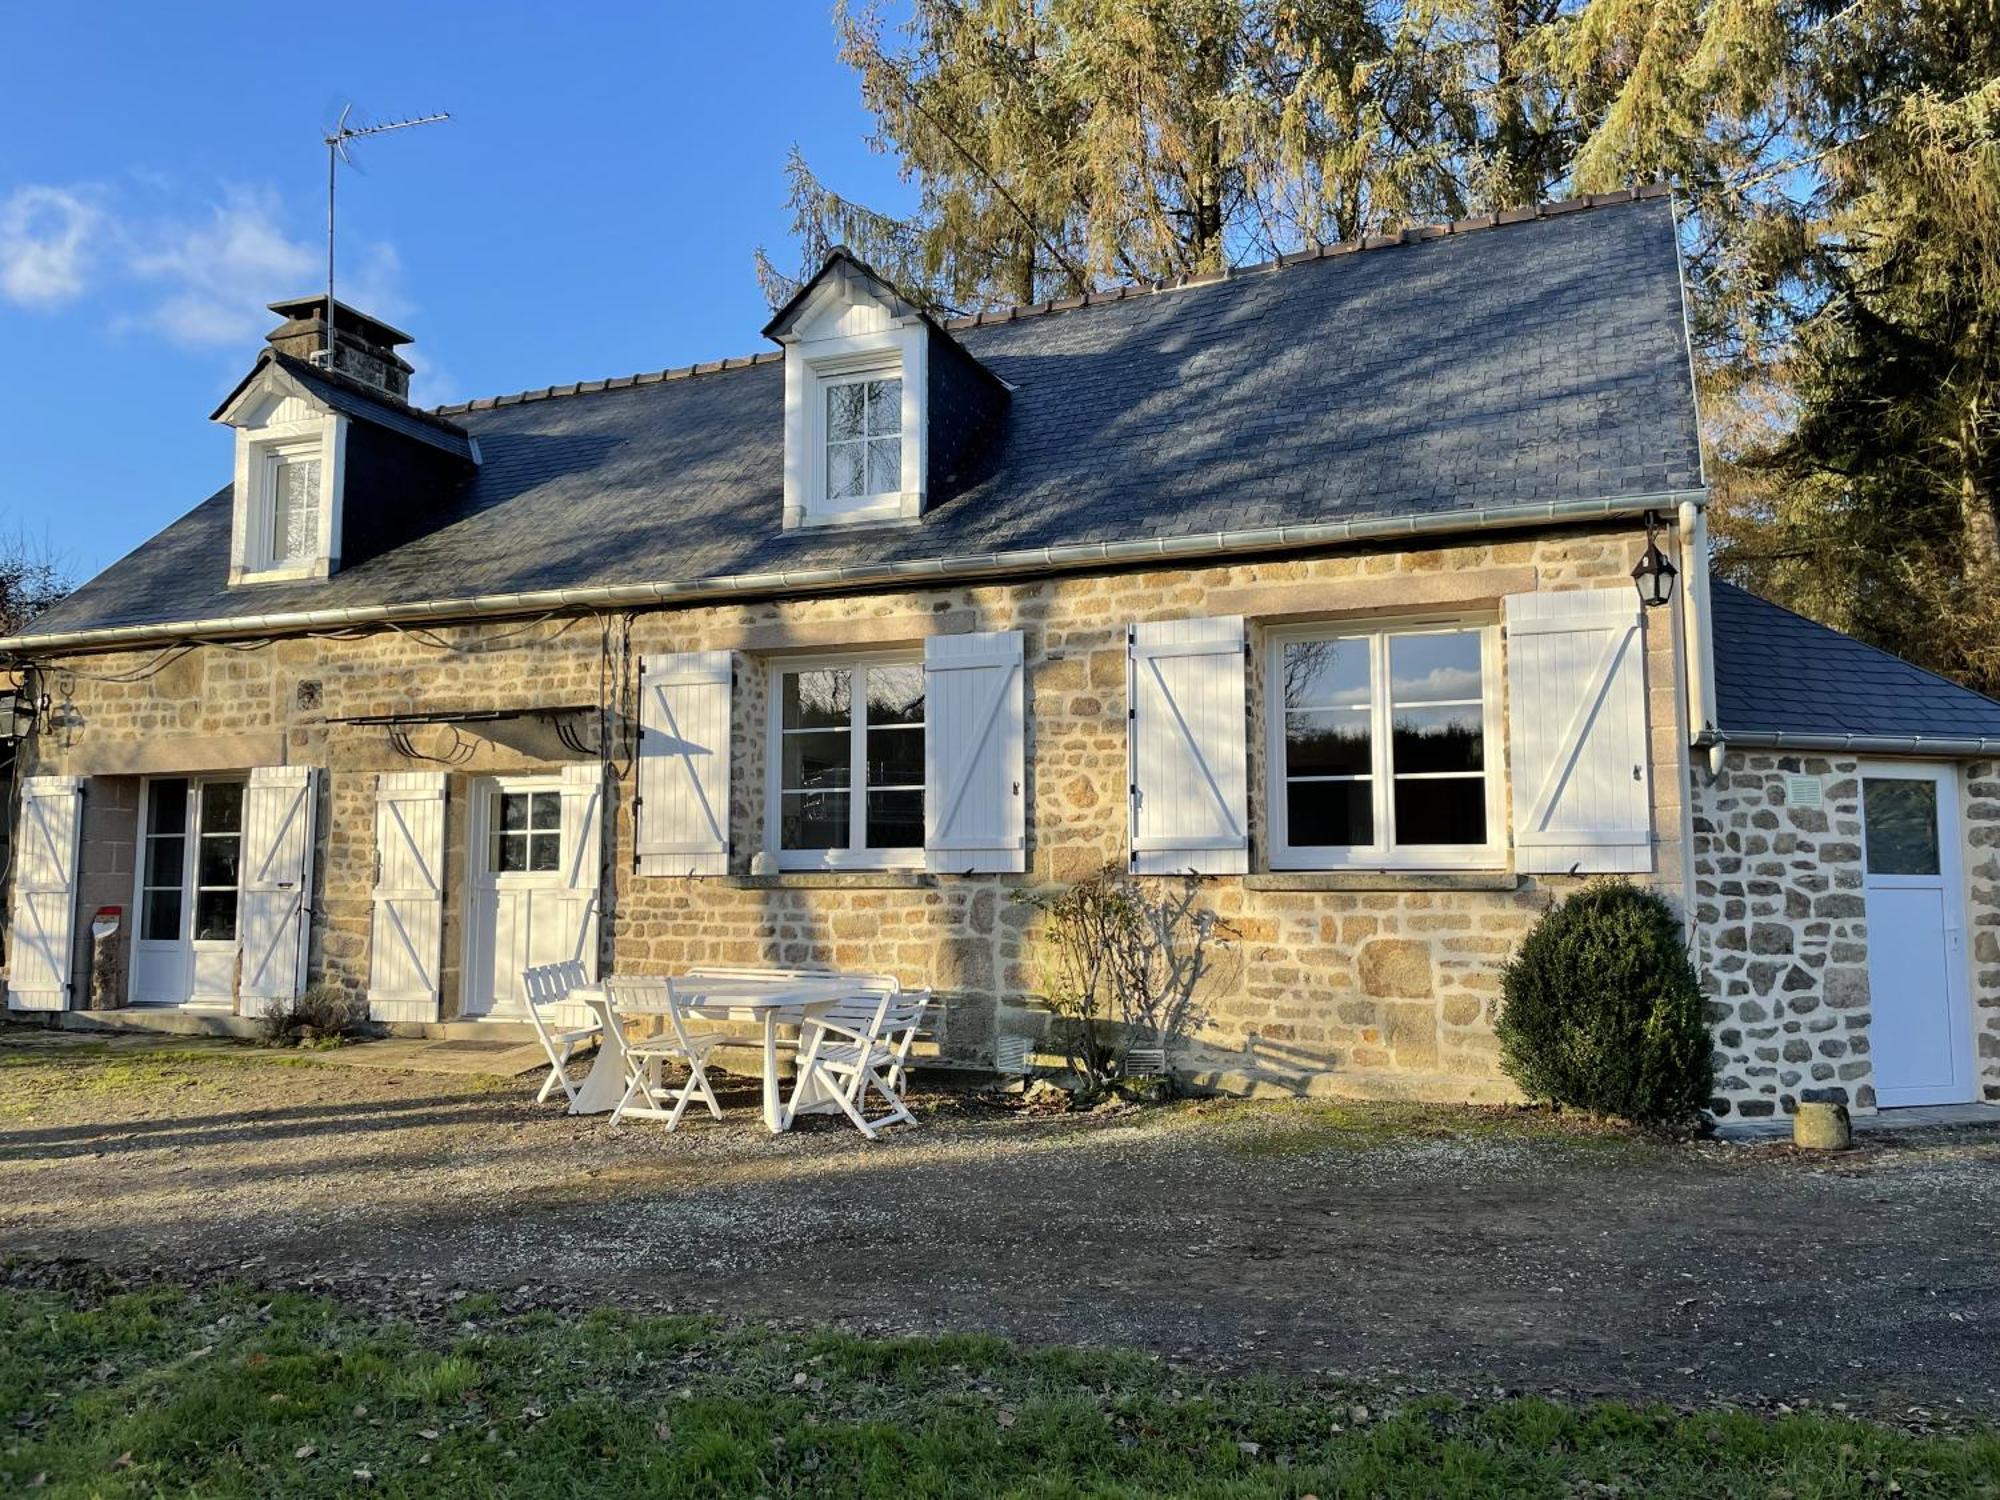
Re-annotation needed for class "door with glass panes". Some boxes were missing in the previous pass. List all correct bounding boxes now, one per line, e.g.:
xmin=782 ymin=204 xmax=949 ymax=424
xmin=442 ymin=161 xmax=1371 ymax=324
xmin=129 ymin=776 xmax=246 ymax=1006
xmin=462 ymin=776 xmax=569 ymax=1018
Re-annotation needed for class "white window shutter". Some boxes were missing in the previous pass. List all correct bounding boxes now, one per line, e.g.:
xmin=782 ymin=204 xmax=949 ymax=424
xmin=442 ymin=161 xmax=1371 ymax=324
xmin=6 ymin=775 xmax=82 ymax=1012
xmin=924 ymin=630 xmax=1026 ymax=873
xmin=367 ymin=771 xmax=446 ymax=1020
xmin=239 ymin=765 xmax=319 ymax=1015
xmin=635 ymin=651 xmax=732 ymax=875
xmin=558 ymin=761 xmax=605 ymax=978
xmin=1129 ymin=617 xmax=1249 ymax=875
xmin=1504 ymin=590 xmax=1653 ymax=874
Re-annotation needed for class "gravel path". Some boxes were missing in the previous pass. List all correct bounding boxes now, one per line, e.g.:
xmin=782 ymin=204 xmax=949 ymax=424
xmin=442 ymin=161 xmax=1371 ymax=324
xmin=5 ymin=1027 xmax=1998 ymax=1415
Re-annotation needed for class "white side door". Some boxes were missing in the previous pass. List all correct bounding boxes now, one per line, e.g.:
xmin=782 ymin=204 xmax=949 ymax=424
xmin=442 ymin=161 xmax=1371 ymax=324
xmin=368 ymin=771 xmax=447 ymax=1021
xmin=1861 ymin=762 xmax=1975 ymax=1107
xmin=6 ymin=775 xmax=82 ymax=1011
xmin=463 ymin=767 xmax=601 ymax=1018
xmin=238 ymin=766 xmax=319 ymax=1017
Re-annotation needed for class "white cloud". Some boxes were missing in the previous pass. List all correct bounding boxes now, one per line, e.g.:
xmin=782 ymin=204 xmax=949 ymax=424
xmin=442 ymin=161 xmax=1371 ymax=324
xmin=125 ymin=186 xmax=321 ymax=347
xmin=0 ymin=185 xmax=101 ymax=307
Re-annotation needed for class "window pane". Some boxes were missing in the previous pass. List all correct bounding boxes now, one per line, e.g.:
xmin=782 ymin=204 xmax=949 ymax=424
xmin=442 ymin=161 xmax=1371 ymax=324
xmin=782 ymin=790 xmax=849 ymax=850
xmin=867 ymin=727 xmax=924 ymax=786
xmin=273 ymin=457 xmax=320 ymax=562
xmin=199 ymin=781 xmax=244 ymax=836
xmin=529 ymin=791 xmax=562 ymax=830
xmin=1392 ymin=704 xmax=1484 ymax=775
xmin=827 ymin=383 xmax=865 ymax=441
xmin=1282 ymin=638 xmax=1369 ymax=710
xmin=1390 ymin=630 xmax=1482 ymax=704
xmin=1394 ymin=777 xmax=1485 ymax=846
xmin=866 ymin=789 xmax=924 ymax=849
xmin=498 ymin=793 xmax=527 ymax=832
xmin=1287 ymin=779 xmax=1372 ymax=847
xmin=1285 ymin=711 xmax=1370 ymax=776
xmin=1864 ymin=778 xmax=1941 ymax=875
xmin=865 ymin=377 xmax=901 ymax=435
xmin=865 ymin=437 xmax=900 ymax=495
xmin=194 ymin=888 xmax=238 ymax=943
xmin=142 ymin=888 xmax=183 ymax=943
xmin=495 ymin=831 xmax=527 ymax=873
xmin=147 ymin=781 xmax=188 ymax=836
xmin=783 ymin=670 xmax=850 ymax=730
xmin=196 ymin=835 xmax=239 ymax=890
xmin=145 ymin=835 xmax=185 ymax=890
xmin=782 ymin=730 xmax=851 ymax=790
xmin=866 ymin=664 xmax=925 ymax=725
xmin=827 ymin=441 xmax=863 ymax=499
xmin=528 ymin=831 xmax=561 ymax=873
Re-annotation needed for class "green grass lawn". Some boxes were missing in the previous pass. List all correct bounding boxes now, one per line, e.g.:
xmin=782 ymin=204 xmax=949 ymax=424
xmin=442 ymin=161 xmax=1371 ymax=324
xmin=3 ymin=1277 xmax=1996 ymax=1497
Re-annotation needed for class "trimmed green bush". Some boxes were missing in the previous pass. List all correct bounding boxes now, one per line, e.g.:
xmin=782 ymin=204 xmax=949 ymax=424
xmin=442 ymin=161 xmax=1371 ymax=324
xmin=1495 ymin=880 xmax=1713 ymax=1127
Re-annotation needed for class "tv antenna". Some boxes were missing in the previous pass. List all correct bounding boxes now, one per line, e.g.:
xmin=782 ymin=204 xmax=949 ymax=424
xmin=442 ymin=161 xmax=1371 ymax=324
xmin=319 ymin=104 xmax=449 ymax=366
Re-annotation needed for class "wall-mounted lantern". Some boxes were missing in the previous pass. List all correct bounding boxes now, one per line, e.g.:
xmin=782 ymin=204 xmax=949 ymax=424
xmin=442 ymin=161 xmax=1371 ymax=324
xmin=1631 ymin=510 xmax=1678 ymax=609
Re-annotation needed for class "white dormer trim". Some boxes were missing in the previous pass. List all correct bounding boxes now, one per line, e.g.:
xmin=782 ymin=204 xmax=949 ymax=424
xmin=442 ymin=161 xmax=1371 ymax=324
xmin=216 ymin=365 xmax=346 ymax=585
xmin=774 ymin=270 xmax=929 ymax=530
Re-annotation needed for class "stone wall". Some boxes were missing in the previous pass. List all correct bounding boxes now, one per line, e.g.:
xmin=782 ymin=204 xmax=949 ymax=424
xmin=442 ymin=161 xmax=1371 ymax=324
xmin=19 ymin=526 xmax=1691 ymax=1100
xmin=1694 ymin=751 xmax=2000 ymax=1116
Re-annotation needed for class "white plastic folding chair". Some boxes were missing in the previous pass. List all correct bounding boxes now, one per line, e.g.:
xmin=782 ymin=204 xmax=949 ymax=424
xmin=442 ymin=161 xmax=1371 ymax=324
xmin=686 ymin=967 xmax=928 ymax=1092
xmin=522 ymin=959 xmax=601 ymax=1107
xmin=787 ymin=987 xmax=932 ymax=1141
xmin=604 ymin=976 xmax=729 ymax=1130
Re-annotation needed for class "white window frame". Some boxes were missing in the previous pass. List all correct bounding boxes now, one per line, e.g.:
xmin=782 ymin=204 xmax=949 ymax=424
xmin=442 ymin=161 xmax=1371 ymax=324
xmin=764 ymin=650 xmax=926 ymax=871
xmin=800 ymin=350 xmax=920 ymax=527
xmin=1265 ymin=616 xmax=1505 ymax=871
xmin=232 ymin=414 xmax=345 ymax=583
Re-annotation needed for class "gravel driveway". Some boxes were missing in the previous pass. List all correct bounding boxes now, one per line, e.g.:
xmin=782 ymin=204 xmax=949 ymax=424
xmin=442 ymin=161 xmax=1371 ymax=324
xmin=5 ymin=1027 xmax=1998 ymax=1416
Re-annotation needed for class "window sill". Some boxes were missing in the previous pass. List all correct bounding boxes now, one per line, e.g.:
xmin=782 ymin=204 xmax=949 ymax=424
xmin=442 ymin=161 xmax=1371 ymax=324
xmin=1245 ymin=870 xmax=1521 ymax=893
xmin=724 ymin=871 xmax=939 ymax=890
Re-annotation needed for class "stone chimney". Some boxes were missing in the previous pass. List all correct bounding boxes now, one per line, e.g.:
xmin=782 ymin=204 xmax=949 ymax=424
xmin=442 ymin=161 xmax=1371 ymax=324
xmin=264 ymin=295 xmax=415 ymax=402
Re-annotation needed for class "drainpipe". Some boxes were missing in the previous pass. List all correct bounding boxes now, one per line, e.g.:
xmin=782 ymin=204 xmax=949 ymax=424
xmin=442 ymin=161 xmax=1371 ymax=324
xmin=1677 ymin=497 xmax=1722 ymax=776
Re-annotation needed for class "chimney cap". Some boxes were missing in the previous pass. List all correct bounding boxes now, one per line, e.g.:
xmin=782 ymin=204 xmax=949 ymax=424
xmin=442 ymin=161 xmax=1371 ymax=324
xmin=265 ymin=295 xmax=415 ymax=349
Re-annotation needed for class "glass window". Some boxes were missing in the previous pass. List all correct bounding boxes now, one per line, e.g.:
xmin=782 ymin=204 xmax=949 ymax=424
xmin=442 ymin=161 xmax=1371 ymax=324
xmin=776 ymin=658 xmax=925 ymax=863
xmin=192 ymin=780 xmax=245 ymax=942
xmin=268 ymin=453 xmax=321 ymax=564
xmin=493 ymin=789 xmax=562 ymax=874
xmin=1864 ymin=777 xmax=1941 ymax=876
xmin=140 ymin=778 xmax=188 ymax=943
xmin=824 ymin=375 xmax=901 ymax=502
xmin=1273 ymin=625 xmax=1495 ymax=866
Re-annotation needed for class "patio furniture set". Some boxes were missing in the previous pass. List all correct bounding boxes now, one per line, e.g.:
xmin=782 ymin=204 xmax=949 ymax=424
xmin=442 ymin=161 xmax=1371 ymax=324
xmin=519 ymin=962 xmax=931 ymax=1140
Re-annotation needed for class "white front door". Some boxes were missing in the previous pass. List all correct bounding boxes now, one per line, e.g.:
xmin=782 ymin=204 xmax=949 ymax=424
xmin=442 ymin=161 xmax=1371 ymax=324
xmin=463 ymin=776 xmax=571 ymax=1018
xmin=1861 ymin=763 xmax=1976 ymax=1107
xmin=130 ymin=776 xmax=247 ymax=1007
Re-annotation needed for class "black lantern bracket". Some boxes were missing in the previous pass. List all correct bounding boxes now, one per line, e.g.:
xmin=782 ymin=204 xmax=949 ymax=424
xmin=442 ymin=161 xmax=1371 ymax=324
xmin=1632 ymin=510 xmax=1679 ymax=609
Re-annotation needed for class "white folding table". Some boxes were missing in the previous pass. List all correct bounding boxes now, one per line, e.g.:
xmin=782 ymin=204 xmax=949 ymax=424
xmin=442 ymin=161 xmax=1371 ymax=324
xmin=567 ymin=975 xmax=852 ymax=1132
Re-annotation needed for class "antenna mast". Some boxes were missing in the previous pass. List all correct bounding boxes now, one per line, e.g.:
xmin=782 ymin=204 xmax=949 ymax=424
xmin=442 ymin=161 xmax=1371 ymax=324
xmin=321 ymin=105 xmax=449 ymax=366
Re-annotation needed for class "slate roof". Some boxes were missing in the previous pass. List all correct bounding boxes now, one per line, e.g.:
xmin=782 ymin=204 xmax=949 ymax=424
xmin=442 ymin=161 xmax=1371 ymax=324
xmin=1709 ymin=580 xmax=2000 ymax=745
xmin=22 ymin=189 xmax=1703 ymax=645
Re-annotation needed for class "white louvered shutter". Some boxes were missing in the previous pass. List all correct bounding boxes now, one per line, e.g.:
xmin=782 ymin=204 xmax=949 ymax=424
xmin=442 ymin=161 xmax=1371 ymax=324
xmin=367 ymin=771 xmax=446 ymax=1018
xmin=239 ymin=765 xmax=319 ymax=1014
xmin=557 ymin=761 xmax=605 ymax=976
xmin=1504 ymin=589 xmax=1653 ymax=874
xmin=1128 ymin=617 xmax=1249 ymax=875
xmin=635 ymin=651 xmax=732 ymax=875
xmin=924 ymin=630 xmax=1026 ymax=874
xmin=6 ymin=775 xmax=82 ymax=1011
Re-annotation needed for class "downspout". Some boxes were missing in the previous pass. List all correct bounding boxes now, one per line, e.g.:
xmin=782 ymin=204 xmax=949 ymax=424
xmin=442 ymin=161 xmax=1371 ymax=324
xmin=1677 ymin=497 xmax=1722 ymax=777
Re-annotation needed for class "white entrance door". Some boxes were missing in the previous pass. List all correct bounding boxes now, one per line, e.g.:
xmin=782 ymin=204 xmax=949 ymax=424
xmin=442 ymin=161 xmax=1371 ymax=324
xmin=463 ymin=776 xmax=587 ymax=1018
xmin=130 ymin=776 xmax=247 ymax=1007
xmin=1861 ymin=763 xmax=1975 ymax=1107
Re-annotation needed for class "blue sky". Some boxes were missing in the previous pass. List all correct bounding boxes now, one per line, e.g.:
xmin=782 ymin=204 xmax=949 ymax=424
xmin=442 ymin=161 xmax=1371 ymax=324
xmin=0 ymin=2 xmax=914 ymax=578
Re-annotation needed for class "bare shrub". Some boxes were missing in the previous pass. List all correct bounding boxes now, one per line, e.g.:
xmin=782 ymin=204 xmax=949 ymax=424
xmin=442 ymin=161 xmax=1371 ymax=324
xmin=259 ymin=984 xmax=365 ymax=1047
xmin=1013 ymin=867 xmax=1233 ymax=1095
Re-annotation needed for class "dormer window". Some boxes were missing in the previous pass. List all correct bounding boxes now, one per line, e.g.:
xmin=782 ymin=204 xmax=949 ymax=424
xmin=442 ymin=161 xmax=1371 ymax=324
xmin=764 ymin=249 xmax=1007 ymax=534
xmin=823 ymin=369 xmax=904 ymax=513
xmin=264 ymin=443 xmax=325 ymax=568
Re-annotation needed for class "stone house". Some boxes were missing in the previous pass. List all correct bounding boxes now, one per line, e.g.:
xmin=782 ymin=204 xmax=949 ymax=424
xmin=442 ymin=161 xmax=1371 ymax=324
xmin=5 ymin=186 xmax=1997 ymax=1119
